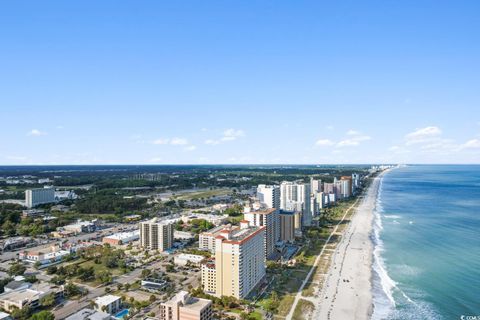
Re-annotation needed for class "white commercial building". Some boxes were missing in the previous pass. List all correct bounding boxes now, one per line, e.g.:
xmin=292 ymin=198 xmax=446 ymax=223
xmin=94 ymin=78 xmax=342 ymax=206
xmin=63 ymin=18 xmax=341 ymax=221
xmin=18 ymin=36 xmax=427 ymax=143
xmin=25 ymin=188 xmax=55 ymax=208
xmin=19 ymin=247 xmax=70 ymax=266
xmin=54 ymin=190 xmax=77 ymax=201
xmin=65 ymin=308 xmax=111 ymax=320
xmin=256 ymin=184 xmax=280 ymax=209
xmin=94 ymin=295 xmax=122 ymax=314
xmin=174 ymin=230 xmax=195 ymax=241
xmin=181 ymin=213 xmax=228 ymax=226
xmin=0 ymin=283 xmax=63 ymax=312
xmin=174 ymin=253 xmax=205 ymax=266
xmin=102 ymin=230 xmax=140 ymax=246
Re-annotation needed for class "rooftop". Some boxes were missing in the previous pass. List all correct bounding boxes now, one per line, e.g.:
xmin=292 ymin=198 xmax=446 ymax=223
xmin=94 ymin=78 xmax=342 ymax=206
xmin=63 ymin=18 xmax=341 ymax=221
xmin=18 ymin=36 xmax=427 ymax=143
xmin=103 ymin=230 xmax=139 ymax=241
xmin=246 ymin=208 xmax=277 ymax=215
xmin=4 ymin=280 xmax=30 ymax=290
xmin=175 ymin=253 xmax=205 ymax=262
xmin=216 ymin=225 xmax=264 ymax=244
xmin=65 ymin=308 xmax=110 ymax=320
xmin=95 ymin=294 xmax=121 ymax=306
xmin=0 ymin=283 xmax=58 ymax=303
xmin=0 ymin=312 xmax=11 ymax=320
xmin=202 ymin=224 xmax=235 ymax=236
xmin=143 ymin=217 xmax=178 ymax=225
xmin=165 ymin=291 xmax=211 ymax=312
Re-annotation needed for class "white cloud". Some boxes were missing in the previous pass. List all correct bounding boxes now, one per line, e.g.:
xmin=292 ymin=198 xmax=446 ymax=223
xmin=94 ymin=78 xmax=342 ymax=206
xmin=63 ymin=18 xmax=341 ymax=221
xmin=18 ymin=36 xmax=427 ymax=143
xmin=405 ymin=126 xmax=441 ymax=145
xmin=152 ymin=138 xmax=170 ymax=145
xmin=315 ymin=139 xmax=334 ymax=147
xmin=204 ymin=128 xmax=245 ymax=145
xmin=152 ymin=137 xmax=188 ymax=146
xmin=170 ymin=137 xmax=188 ymax=145
xmin=221 ymin=129 xmax=245 ymax=141
xmin=337 ymin=139 xmax=361 ymax=147
xmin=461 ymin=139 xmax=480 ymax=149
xmin=326 ymin=125 xmax=334 ymax=130
xmin=27 ymin=129 xmax=47 ymax=136
xmin=184 ymin=145 xmax=197 ymax=151
xmin=346 ymin=129 xmax=360 ymax=136
xmin=148 ymin=157 xmax=163 ymax=163
xmin=204 ymin=139 xmax=219 ymax=145
xmin=336 ymin=131 xmax=371 ymax=148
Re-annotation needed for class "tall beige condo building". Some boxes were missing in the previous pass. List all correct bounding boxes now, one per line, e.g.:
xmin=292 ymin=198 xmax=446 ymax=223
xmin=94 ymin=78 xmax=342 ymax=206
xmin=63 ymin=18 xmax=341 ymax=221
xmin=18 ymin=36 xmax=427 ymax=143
xmin=243 ymin=208 xmax=279 ymax=259
xmin=139 ymin=218 xmax=174 ymax=251
xmin=201 ymin=222 xmax=266 ymax=299
xmin=159 ymin=291 xmax=212 ymax=320
xmin=198 ymin=225 xmax=226 ymax=253
xmin=279 ymin=211 xmax=295 ymax=242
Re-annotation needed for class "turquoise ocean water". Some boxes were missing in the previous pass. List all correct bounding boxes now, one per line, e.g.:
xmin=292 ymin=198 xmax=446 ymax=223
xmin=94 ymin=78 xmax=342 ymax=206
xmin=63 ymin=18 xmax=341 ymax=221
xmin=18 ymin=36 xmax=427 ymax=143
xmin=372 ymin=165 xmax=480 ymax=320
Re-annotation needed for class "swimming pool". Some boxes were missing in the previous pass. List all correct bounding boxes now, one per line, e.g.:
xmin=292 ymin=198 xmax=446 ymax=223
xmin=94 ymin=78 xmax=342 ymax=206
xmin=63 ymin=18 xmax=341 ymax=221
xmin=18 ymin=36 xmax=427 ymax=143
xmin=114 ymin=309 xmax=129 ymax=319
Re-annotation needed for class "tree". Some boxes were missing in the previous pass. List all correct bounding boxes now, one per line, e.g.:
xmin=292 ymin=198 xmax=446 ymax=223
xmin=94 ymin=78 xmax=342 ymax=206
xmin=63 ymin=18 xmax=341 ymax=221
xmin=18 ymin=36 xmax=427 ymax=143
xmin=8 ymin=262 xmax=26 ymax=276
xmin=149 ymin=294 xmax=156 ymax=303
xmin=95 ymin=270 xmax=112 ymax=284
xmin=50 ymin=275 xmax=66 ymax=285
xmin=141 ymin=269 xmax=151 ymax=279
xmin=2 ymin=220 xmax=17 ymax=237
xmin=78 ymin=266 xmax=95 ymax=281
xmin=40 ymin=293 xmax=56 ymax=308
xmin=265 ymin=291 xmax=280 ymax=312
xmin=64 ymin=282 xmax=82 ymax=298
xmin=30 ymin=310 xmax=55 ymax=320
xmin=24 ymin=275 xmax=38 ymax=283
xmin=10 ymin=306 xmax=31 ymax=320
xmin=46 ymin=265 xmax=57 ymax=275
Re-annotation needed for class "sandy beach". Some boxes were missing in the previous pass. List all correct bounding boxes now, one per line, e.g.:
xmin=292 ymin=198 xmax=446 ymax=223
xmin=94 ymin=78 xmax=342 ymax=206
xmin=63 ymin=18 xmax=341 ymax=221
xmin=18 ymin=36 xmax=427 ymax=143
xmin=310 ymin=171 xmax=385 ymax=320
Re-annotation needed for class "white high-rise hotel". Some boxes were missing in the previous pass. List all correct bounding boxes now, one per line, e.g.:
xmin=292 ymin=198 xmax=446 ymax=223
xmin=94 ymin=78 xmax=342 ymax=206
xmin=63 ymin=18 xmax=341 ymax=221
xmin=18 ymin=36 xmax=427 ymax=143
xmin=280 ymin=182 xmax=312 ymax=226
xmin=25 ymin=188 xmax=55 ymax=208
xmin=256 ymin=184 xmax=280 ymax=209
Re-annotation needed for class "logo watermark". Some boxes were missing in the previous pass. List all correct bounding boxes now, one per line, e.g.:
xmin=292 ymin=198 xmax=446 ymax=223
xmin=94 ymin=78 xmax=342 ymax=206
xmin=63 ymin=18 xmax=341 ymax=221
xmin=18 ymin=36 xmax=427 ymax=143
xmin=461 ymin=316 xmax=480 ymax=320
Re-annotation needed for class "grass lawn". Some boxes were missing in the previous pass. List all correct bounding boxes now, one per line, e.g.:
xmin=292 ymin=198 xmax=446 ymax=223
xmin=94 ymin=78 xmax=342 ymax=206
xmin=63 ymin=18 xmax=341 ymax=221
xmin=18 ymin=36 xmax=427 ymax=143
xmin=174 ymin=188 xmax=231 ymax=200
xmin=275 ymin=294 xmax=295 ymax=317
xmin=292 ymin=299 xmax=314 ymax=320
xmin=73 ymin=259 xmax=124 ymax=286
xmin=249 ymin=311 xmax=263 ymax=320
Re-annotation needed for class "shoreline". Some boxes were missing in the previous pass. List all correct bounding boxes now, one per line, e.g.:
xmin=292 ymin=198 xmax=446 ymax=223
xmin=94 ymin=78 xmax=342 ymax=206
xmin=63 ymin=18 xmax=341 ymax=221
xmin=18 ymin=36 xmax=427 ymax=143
xmin=311 ymin=170 xmax=387 ymax=320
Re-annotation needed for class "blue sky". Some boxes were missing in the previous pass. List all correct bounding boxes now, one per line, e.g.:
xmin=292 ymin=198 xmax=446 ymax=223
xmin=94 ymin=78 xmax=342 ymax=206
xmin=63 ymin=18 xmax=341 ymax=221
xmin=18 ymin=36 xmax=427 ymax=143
xmin=1 ymin=1 xmax=479 ymax=164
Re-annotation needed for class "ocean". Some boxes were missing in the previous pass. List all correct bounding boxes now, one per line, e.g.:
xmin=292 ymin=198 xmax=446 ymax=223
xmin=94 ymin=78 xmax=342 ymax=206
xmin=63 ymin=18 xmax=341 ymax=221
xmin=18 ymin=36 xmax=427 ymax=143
xmin=372 ymin=165 xmax=480 ymax=320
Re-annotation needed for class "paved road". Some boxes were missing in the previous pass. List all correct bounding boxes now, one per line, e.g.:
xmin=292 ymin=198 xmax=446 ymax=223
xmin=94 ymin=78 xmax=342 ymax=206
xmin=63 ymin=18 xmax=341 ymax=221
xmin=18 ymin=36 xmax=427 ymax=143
xmin=53 ymin=282 xmax=105 ymax=319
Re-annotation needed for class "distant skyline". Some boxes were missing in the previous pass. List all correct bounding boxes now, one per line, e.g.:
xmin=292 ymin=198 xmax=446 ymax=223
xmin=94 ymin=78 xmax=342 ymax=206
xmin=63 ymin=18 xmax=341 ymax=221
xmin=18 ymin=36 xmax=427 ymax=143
xmin=1 ymin=1 xmax=479 ymax=165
